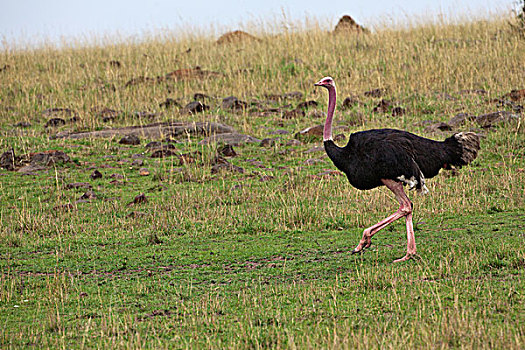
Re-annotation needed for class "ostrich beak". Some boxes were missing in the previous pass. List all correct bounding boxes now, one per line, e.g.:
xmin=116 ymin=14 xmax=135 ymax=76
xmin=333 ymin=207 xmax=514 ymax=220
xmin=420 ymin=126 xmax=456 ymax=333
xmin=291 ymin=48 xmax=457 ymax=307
xmin=314 ymin=81 xmax=322 ymax=86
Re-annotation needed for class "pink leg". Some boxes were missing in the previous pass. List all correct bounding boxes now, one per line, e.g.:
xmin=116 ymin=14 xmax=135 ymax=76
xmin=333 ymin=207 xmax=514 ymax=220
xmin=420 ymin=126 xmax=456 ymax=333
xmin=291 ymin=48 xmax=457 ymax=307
xmin=352 ymin=179 xmax=417 ymax=262
xmin=393 ymin=212 xmax=417 ymax=262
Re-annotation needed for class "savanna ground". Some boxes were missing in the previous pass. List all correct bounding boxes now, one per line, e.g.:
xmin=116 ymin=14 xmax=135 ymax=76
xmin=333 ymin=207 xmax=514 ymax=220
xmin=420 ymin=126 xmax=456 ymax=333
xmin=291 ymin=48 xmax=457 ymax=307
xmin=1 ymin=14 xmax=524 ymax=349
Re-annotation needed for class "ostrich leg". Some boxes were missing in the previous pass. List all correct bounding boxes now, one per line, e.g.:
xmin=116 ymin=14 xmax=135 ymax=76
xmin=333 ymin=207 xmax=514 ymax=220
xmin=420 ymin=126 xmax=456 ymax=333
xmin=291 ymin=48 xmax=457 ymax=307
xmin=351 ymin=179 xmax=417 ymax=262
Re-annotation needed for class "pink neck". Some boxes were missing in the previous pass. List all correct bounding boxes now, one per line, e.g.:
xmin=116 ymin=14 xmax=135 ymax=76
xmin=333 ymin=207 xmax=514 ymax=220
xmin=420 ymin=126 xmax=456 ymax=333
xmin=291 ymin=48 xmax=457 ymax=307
xmin=324 ymin=86 xmax=336 ymax=141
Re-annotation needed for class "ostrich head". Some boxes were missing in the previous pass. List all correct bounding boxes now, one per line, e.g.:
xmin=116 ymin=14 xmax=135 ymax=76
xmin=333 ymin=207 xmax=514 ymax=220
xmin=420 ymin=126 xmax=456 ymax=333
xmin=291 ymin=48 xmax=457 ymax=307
xmin=314 ymin=76 xmax=335 ymax=89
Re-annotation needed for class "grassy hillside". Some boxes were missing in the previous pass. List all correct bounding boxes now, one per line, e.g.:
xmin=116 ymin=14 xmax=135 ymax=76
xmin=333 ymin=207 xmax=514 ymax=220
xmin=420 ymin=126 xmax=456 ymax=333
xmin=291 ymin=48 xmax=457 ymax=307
xmin=1 ymin=15 xmax=524 ymax=349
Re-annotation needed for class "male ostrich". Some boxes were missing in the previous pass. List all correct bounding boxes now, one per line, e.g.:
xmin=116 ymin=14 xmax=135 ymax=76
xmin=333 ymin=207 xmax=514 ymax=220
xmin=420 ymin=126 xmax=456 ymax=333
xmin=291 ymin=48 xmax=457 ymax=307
xmin=314 ymin=77 xmax=480 ymax=262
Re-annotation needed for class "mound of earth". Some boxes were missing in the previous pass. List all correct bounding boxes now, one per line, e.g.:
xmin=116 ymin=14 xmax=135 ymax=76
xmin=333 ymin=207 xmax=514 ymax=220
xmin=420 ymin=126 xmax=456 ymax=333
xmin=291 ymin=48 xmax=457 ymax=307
xmin=216 ymin=30 xmax=261 ymax=44
xmin=333 ymin=15 xmax=367 ymax=34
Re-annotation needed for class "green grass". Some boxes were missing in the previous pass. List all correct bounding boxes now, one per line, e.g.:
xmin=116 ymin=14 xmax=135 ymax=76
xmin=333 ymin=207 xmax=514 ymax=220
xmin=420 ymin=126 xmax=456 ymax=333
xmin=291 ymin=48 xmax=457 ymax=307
xmin=1 ymin=14 xmax=524 ymax=349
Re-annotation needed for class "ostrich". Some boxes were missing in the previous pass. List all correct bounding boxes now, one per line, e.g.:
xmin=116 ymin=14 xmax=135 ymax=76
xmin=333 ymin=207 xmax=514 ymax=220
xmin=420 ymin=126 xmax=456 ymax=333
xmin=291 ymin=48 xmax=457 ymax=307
xmin=314 ymin=77 xmax=480 ymax=262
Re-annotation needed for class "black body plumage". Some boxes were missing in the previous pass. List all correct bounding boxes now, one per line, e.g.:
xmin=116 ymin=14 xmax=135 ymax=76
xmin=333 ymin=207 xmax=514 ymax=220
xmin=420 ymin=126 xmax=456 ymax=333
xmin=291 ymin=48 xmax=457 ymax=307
xmin=324 ymin=128 xmax=479 ymax=191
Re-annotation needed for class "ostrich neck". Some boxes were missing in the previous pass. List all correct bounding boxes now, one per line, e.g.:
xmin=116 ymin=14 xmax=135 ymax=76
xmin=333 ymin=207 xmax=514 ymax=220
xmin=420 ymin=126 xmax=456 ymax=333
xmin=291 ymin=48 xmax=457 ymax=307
xmin=324 ymin=86 xmax=336 ymax=141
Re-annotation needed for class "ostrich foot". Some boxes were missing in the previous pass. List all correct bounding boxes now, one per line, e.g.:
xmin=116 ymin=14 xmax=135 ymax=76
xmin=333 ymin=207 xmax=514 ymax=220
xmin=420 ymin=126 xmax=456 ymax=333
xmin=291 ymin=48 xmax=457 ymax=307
xmin=393 ymin=253 xmax=418 ymax=263
xmin=351 ymin=238 xmax=372 ymax=254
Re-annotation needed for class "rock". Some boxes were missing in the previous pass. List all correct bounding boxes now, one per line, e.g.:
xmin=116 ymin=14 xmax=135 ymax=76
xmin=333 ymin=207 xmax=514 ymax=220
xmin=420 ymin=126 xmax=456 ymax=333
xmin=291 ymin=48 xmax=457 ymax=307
xmin=110 ymin=173 xmax=125 ymax=179
xmin=211 ymin=161 xmax=245 ymax=174
xmin=372 ymin=99 xmax=391 ymax=113
xmin=264 ymin=94 xmax=284 ymax=102
xmin=222 ymin=96 xmax=238 ymax=108
xmin=283 ymin=109 xmax=305 ymax=119
xmin=424 ymin=122 xmax=452 ymax=133
xmin=151 ymin=149 xmax=178 ymax=158
xmin=179 ymin=151 xmax=201 ymax=165
xmin=333 ymin=15 xmax=367 ymax=34
xmin=66 ymin=182 xmax=92 ymax=190
xmin=295 ymin=125 xmax=323 ymax=139
xmin=79 ymin=190 xmax=96 ymax=200
xmin=159 ymin=98 xmax=181 ymax=109
xmin=30 ymin=150 xmax=70 ymax=166
xmin=218 ymin=144 xmax=237 ymax=157
xmin=90 ymin=170 xmax=103 ymax=179
xmin=2 ymin=149 xmax=70 ymax=171
xmin=92 ymin=106 xmax=120 ymax=122
xmin=145 ymin=141 xmax=162 ymax=149
xmin=109 ymin=180 xmax=124 ymax=186
xmin=119 ymin=135 xmax=140 ymax=145
xmin=146 ymin=142 xmax=177 ymax=153
xmin=502 ymin=89 xmax=525 ymax=102
xmin=128 ymin=193 xmax=148 ymax=206
xmin=260 ymin=138 xmax=276 ymax=148
xmin=0 ymin=148 xmax=16 ymax=170
xmin=131 ymin=159 xmax=144 ymax=167
xmin=475 ymin=111 xmax=519 ymax=128
xmin=44 ymin=118 xmax=66 ymax=128
xmin=494 ymin=99 xmax=523 ymax=113
xmin=296 ymin=100 xmax=318 ymax=110
xmin=342 ymin=97 xmax=358 ymax=110
xmin=216 ymin=30 xmax=261 ymax=45
xmin=222 ymin=96 xmax=247 ymax=111
xmin=17 ymin=164 xmax=47 ymax=174
xmin=194 ymin=93 xmax=212 ymax=102
xmin=448 ymin=113 xmax=475 ymax=127
xmin=295 ymin=125 xmax=348 ymax=141
xmin=53 ymin=121 xmax=237 ymax=140
xmin=199 ymin=133 xmax=261 ymax=146
xmin=183 ymin=101 xmax=209 ymax=114
xmin=391 ymin=106 xmax=406 ymax=116
xmin=364 ymin=89 xmax=385 ymax=98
